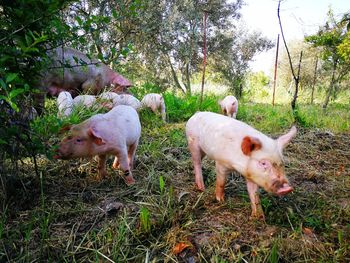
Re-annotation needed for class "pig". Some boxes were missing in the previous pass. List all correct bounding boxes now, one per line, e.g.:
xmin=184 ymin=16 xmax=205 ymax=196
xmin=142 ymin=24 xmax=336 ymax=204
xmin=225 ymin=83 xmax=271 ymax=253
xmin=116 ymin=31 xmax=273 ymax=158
xmin=54 ymin=105 xmax=141 ymax=185
xmin=73 ymin=95 xmax=97 ymax=108
xmin=113 ymin=94 xmax=141 ymax=111
xmin=218 ymin=95 xmax=238 ymax=118
xmin=141 ymin=93 xmax=166 ymax=122
xmin=44 ymin=47 xmax=132 ymax=96
xmin=35 ymin=47 xmax=132 ymax=114
xmin=57 ymin=91 xmax=73 ymax=117
xmin=98 ymin=92 xmax=120 ymax=110
xmin=185 ymin=112 xmax=297 ymax=219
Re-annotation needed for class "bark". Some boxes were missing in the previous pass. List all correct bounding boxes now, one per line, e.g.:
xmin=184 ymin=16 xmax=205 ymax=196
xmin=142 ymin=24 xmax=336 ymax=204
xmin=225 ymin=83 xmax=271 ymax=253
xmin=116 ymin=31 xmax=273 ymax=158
xmin=310 ymin=56 xmax=318 ymax=104
xmin=323 ymin=60 xmax=337 ymax=109
xmin=167 ymin=55 xmax=186 ymax=94
xmin=184 ymin=63 xmax=191 ymax=95
xmin=272 ymin=34 xmax=280 ymax=106
xmin=291 ymin=51 xmax=303 ymax=111
xmin=200 ymin=11 xmax=208 ymax=107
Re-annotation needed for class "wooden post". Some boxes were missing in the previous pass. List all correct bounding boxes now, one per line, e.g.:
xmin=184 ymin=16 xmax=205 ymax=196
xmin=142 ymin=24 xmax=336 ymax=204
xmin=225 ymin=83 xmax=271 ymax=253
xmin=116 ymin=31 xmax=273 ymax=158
xmin=272 ymin=34 xmax=279 ymax=106
xmin=200 ymin=11 xmax=208 ymax=108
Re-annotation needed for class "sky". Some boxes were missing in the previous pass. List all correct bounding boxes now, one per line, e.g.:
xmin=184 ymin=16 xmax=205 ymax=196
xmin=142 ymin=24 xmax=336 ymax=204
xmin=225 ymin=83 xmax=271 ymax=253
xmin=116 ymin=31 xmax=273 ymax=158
xmin=240 ymin=0 xmax=348 ymax=75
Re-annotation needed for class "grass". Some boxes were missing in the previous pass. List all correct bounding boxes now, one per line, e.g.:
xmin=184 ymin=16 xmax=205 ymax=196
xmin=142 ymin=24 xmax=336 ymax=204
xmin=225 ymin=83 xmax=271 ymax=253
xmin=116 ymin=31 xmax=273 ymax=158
xmin=1 ymin=89 xmax=350 ymax=262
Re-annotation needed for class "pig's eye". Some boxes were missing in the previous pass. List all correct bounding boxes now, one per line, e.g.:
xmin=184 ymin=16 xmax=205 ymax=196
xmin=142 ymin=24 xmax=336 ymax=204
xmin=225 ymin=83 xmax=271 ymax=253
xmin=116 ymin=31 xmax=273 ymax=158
xmin=258 ymin=160 xmax=271 ymax=170
xmin=76 ymin=138 xmax=83 ymax=143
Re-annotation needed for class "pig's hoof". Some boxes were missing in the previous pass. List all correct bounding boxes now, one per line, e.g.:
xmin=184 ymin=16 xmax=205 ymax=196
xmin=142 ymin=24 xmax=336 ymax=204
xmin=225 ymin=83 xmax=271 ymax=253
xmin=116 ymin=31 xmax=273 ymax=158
xmin=250 ymin=213 xmax=265 ymax=221
xmin=216 ymin=196 xmax=225 ymax=202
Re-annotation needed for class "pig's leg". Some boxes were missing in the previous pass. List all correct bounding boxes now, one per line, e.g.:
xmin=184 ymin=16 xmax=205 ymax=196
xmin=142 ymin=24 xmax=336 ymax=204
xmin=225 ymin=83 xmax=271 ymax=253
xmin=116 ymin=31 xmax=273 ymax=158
xmin=114 ymin=149 xmax=135 ymax=185
xmin=160 ymin=105 xmax=166 ymax=122
xmin=188 ymin=137 xmax=206 ymax=191
xmin=246 ymin=180 xmax=265 ymax=220
xmin=127 ymin=141 xmax=138 ymax=170
xmin=215 ymin=162 xmax=230 ymax=202
xmin=97 ymin=154 xmax=108 ymax=180
xmin=222 ymin=108 xmax=227 ymax=116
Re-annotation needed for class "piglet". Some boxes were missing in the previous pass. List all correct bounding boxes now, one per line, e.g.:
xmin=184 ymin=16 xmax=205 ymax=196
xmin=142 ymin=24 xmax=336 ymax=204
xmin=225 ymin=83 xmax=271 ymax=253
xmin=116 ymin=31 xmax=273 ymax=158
xmin=113 ymin=94 xmax=141 ymax=111
xmin=73 ymin=95 xmax=97 ymax=108
xmin=98 ymin=92 xmax=120 ymax=110
xmin=186 ymin=112 xmax=296 ymax=219
xmin=219 ymin=95 xmax=238 ymax=118
xmin=141 ymin=93 xmax=166 ymax=122
xmin=54 ymin=105 xmax=141 ymax=185
xmin=57 ymin=91 xmax=73 ymax=117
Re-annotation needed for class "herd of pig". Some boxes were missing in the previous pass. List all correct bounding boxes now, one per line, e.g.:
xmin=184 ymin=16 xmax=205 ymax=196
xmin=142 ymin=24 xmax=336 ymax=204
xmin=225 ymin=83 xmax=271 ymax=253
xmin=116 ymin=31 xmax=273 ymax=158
xmin=48 ymin=47 xmax=297 ymax=220
xmin=57 ymin=91 xmax=167 ymax=122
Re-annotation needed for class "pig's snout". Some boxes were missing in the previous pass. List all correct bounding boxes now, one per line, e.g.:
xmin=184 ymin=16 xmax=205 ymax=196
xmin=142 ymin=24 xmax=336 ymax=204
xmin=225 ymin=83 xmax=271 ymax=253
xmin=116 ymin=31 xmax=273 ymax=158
xmin=53 ymin=148 xmax=63 ymax=159
xmin=271 ymin=180 xmax=293 ymax=196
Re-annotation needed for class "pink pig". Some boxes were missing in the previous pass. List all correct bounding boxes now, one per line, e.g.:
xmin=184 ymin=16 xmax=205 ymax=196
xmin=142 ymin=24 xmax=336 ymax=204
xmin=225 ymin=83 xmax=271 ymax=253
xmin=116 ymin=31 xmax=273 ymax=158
xmin=141 ymin=93 xmax=166 ymax=122
xmin=54 ymin=105 xmax=141 ymax=185
xmin=219 ymin=95 xmax=238 ymax=118
xmin=186 ymin=112 xmax=297 ymax=219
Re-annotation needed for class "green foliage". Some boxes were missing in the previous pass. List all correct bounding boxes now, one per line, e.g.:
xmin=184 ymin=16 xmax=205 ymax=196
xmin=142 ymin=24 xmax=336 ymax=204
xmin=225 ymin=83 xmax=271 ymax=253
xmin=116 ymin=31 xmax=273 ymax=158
xmin=139 ymin=207 xmax=151 ymax=233
xmin=164 ymin=93 xmax=219 ymax=122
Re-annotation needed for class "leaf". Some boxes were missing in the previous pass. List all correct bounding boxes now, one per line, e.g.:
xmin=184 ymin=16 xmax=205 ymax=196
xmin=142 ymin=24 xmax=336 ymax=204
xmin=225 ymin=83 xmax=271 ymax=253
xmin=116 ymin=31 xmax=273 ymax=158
xmin=302 ymin=227 xmax=314 ymax=236
xmin=159 ymin=175 xmax=165 ymax=193
xmin=8 ymin=100 xmax=19 ymax=112
xmin=172 ymin=242 xmax=191 ymax=255
xmin=5 ymin=73 xmax=18 ymax=83
xmin=76 ymin=16 xmax=82 ymax=26
xmin=0 ymin=79 xmax=7 ymax=90
xmin=97 ymin=53 xmax=104 ymax=61
xmin=9 ymin=88 xmax=25 ymax=99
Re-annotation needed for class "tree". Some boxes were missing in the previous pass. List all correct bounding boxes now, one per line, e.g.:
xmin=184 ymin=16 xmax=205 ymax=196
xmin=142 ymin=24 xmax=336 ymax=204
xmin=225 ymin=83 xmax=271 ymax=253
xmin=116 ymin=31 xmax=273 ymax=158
xmin=127 ymin=0 xmax=244 ymax=95
xmin=209 ymin=26 xmax=273 ymax=97
xmin=305 ymin=9 xmax=350 ymax=109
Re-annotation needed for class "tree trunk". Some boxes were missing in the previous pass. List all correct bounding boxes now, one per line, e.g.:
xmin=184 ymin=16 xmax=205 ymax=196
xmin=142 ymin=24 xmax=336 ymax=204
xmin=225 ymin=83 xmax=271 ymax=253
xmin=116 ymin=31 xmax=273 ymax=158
xmin=291 ymin=51 xmax=303 ymax=111
xmin=167 ymin=55 xmax=186 ymax=94
xmin=272 ymin=34 xmax=280 ymax=106
xmin=310 ymin=56 xmax=318 ymax=104
xmin=200 ymin=11 xmax=208 ymax=107
xmin=185 ymin=63 xmax=191 ymax=95
xmin=323 ymin=60 xmax=337 ymax=109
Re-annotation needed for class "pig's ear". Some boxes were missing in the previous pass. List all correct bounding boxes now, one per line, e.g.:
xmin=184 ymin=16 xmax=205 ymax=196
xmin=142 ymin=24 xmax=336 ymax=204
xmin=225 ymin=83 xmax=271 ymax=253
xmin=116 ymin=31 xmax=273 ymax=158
xmin=59 ymin=125 xmax=71 ymax=134
xmin=277 ymin=126 xmax=297 ymax=150
xmin=87 ymin=128 xmax=106 ymax=146
xmin=241 ymin=136 xmax=262 ymax=156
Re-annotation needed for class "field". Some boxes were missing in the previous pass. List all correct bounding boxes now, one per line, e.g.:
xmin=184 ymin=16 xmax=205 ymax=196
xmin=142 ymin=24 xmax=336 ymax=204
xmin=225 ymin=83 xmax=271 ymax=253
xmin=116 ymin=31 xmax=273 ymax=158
xmin=1 ymin=93 xmax=350 ymax=262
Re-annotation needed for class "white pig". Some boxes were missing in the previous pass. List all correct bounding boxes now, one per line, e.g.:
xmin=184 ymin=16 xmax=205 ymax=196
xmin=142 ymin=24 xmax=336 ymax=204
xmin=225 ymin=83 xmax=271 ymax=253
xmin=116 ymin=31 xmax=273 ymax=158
xmin=54 ymin=105 xmax=141 ymax=185
xmin=98 ymin=92 xmax=120 ymax=110
xmin=113 ymin=94 xmax=141 ymax=111
xmin=57 ymin=91 xmax=73 ymax=117
xmin=219 ymin=95 xmax=238 ymax=118
xmin=141 ymin=93 xmax=166 ymax=122
xmin=73 ymin=95 xmax=97 ymax=108
xmin=186 ymin=112 xmax=296 ymax=219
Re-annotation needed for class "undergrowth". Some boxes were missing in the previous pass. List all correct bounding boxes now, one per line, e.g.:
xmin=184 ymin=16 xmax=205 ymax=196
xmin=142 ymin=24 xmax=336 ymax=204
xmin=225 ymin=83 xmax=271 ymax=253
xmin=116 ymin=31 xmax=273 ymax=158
xmin=1 ymin=85 xmax=349 ymax=262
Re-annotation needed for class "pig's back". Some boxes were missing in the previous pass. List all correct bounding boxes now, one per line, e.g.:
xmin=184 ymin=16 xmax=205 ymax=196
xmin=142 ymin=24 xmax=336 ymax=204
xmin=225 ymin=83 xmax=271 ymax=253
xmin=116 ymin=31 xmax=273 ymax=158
xmin=104 ymin=105 xmax=141 ymax=144
xmin=186 ymin=112 xmax=267 ymax=159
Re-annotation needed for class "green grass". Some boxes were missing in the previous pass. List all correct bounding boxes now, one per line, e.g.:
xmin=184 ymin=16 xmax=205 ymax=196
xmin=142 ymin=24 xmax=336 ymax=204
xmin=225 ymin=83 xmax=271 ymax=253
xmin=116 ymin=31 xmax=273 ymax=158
xmin=1 ymin=86 xmax=350 ymax=262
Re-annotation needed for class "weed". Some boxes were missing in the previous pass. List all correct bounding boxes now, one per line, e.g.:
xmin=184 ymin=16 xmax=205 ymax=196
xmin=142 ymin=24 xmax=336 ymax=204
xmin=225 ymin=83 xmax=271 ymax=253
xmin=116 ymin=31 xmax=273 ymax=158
xmin=139 ymin=207 xmax=151 ymax=233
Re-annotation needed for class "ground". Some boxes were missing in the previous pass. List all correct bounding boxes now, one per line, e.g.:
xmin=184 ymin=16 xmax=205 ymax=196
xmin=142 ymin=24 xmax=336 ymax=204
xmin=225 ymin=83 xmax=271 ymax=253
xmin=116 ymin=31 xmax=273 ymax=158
xmin=1 ymin=120 xmax=350 ymax=262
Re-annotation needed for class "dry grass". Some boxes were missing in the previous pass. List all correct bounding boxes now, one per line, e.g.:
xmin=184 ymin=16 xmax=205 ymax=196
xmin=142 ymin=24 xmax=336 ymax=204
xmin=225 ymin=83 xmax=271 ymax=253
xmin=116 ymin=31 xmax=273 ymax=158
xmin=1 ymin=118 xmax=350 ymax=262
